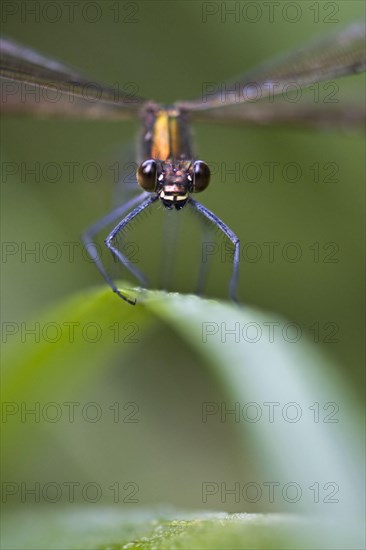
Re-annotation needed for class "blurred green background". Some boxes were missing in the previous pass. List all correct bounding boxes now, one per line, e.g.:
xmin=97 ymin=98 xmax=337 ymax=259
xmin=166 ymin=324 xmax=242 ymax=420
xmin=1 ymin=0 xmax=365 ymax=525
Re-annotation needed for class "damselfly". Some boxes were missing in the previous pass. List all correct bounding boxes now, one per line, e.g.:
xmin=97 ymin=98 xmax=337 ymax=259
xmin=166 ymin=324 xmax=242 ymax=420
xmin=1 ymin=22 xmax=365 ymax=304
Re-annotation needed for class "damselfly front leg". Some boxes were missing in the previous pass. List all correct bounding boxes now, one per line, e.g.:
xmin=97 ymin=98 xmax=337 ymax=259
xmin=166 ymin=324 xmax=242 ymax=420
xmin=104 ymin=195 xmax=158 ymax=299
xmin=82 ymin=192 xmax=149 ymax=305
xmin=189 ymin=198 xmax=240 ymax=302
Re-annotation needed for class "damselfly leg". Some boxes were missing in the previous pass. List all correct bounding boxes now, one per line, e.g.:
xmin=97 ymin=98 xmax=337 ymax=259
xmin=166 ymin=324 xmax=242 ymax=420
xmin=82 ymin=192 xmax=149 ymax=305
xmin=189 ymin=199 xmax=240 ymax=302
xmin=105 ymin=195 xmax=159 ymax=299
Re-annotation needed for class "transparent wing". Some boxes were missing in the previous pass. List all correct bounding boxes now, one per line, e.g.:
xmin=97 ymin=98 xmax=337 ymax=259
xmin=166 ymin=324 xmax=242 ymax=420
xmin=0 ymin=37 xmax=146 ymax=119
xmin=180 ymin=22 xmax=366 ymax=112
xmin=188 ymin=95 xmax=365 ymax=131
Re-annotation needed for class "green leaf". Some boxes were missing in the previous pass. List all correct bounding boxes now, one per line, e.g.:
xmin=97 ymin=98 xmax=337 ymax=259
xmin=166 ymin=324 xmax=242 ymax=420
xmin=124 ymin=512 xmax=363 ymax=550
xmin=2 ymin=508 xmax=363 ymax=550
xmin=2 ymin=285 xmax=364 ymax=549
xmin=2 ymin=286 xmax=147 ymax=402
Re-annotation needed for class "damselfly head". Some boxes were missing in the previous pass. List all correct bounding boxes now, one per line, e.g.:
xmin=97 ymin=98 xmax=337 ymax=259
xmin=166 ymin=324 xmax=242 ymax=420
xmin=136 ymin=159 xmax=210 ymax=210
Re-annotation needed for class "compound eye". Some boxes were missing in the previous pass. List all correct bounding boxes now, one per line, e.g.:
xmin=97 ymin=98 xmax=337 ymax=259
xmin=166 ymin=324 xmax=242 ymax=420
xmin=137 ymin=159 xmax=157 ymax=191
xmin=192 ymin=161 xmax=210 ymax=192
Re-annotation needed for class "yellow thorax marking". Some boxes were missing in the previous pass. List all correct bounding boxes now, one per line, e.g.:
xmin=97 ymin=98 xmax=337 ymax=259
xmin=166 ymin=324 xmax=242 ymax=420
xmin=151 ymin=109 xmax=181 ymax=161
